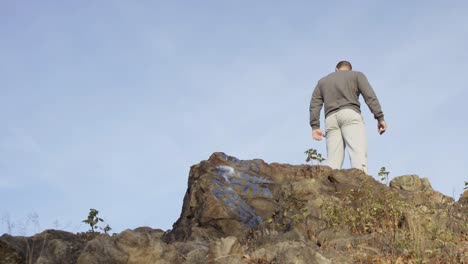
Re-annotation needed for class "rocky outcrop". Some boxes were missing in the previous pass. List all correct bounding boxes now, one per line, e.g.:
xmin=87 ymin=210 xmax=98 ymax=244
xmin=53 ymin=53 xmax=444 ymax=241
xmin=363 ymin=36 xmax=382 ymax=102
xmin=389 ymin=174 xmax=433 ymax=191
xmin=0 ymin=230 xmax=86 ymax=264
xmin=1 ymin=152 xmax=467 ymax=263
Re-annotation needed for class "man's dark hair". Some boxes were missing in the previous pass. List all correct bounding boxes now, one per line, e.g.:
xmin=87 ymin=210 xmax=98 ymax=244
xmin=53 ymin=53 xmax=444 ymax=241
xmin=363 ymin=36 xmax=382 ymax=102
xmin=336 ymin=61 xmax=352 ymax=70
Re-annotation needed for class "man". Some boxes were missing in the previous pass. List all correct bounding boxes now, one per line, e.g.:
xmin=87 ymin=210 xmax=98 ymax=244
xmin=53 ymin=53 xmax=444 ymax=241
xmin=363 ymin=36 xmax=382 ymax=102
xmin=309 ymin=61 xmax=387 ymax=173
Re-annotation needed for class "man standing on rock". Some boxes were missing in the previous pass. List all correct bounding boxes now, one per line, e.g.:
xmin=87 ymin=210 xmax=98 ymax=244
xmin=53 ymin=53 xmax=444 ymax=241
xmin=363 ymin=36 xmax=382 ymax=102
xmin=309 ymin=61 xmax=387 ymax=173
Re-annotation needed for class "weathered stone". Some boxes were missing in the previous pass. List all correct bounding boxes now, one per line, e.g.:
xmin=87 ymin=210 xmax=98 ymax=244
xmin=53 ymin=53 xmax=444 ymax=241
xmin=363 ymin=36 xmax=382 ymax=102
xmin=389 ymin=174 xmax=432 ymax=191
xmin=76 ymin=235 xmax=127 ymax=264
xmin=207 ymin=236 xmax=243 ymax=264
xmin=0 ymin=230 xmax=86 ymax=264
xmin=250 ymin=241 xmax=330 ymax=264
xmin=0 ymin=234 xmax=24 ymax=264
xmin=77 ymin=228 xmax=180 ymax=264
xmin=175 ymin=241 xmax=209 ymax=264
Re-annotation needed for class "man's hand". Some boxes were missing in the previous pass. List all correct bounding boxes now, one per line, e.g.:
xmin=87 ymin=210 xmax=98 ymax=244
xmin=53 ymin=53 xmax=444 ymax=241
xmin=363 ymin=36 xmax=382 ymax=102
xmin=378 ymin=120 xmax=387 ymax=135
xmin=312 ymin=129 xmax=324 ymax=141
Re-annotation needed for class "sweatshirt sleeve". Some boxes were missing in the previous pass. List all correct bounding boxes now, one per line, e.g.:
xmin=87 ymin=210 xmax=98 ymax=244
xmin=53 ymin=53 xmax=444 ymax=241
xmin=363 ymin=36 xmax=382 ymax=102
xmin=356 ymin=72 xmax=385 ymax=121
xmin=309 ymin=82 xmax=323 ymax=130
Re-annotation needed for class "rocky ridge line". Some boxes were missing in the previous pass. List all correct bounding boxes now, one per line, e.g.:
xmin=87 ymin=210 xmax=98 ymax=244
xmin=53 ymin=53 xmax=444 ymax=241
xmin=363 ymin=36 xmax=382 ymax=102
xmin=1 ymin=152 xmax=467 ymax=263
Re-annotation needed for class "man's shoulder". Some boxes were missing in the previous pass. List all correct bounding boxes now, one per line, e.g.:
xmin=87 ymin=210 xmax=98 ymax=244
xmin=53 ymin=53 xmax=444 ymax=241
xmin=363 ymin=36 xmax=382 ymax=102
xmin=319 ymin=71 xmax=359 ymax=80
xmin=350 ymin=70 xmax=367 ymax=77
xmin=339 ymin=70 xmax=367 ymax=80
xmin=318 ymin=72 xmax=336 ymax=83
xmin=354 ymin=70 xmax=365 ymax=74
xmin=318 ymin=71 xmax=367 ymax=84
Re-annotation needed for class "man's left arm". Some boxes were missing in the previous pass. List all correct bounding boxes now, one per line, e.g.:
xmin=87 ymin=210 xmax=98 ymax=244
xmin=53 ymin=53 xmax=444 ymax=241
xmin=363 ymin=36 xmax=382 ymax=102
xmin=356 ymin=72 xmax=384 ymax=121
xmin=356 ymin=72 xmax=387 ymax=134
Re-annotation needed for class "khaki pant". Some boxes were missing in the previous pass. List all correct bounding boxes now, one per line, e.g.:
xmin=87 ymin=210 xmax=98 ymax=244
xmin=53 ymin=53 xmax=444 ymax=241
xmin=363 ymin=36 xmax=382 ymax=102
xmin=325 ymin=108 xmax=368 ymax=173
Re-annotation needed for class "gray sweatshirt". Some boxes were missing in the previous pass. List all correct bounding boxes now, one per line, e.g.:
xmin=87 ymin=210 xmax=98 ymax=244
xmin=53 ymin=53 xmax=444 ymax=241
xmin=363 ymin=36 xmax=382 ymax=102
xmin=309 ymin=70 xmax=384 ymax=130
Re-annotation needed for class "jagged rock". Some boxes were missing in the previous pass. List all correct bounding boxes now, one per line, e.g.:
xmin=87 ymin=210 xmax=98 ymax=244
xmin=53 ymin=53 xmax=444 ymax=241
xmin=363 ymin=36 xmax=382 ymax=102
xmin=164 ymin=152 xmax=355 ymax=242
xmin=1 ymin=153 xmax=467 ymax=263
xmin=164 ymin=153 xmax=467 ymax=262
xmin=76 ymin=234 xmax=128 ymax=264
xmin=0 ymin=230 xmax=86 ymax=264
xmin=0 ymin=235 xmax=24 ymax=264
xmin=77 ymin=227 xmax=180 ymax=264
xmin=172 ymin=240 xmax=209 ymax=264
xmin=207 ymin=236 xmax=243 ymax=264
xmin=389 ymin=174 xmax=432 ymax=191
xmin=250 ymin=241 xmax=331 ymax=264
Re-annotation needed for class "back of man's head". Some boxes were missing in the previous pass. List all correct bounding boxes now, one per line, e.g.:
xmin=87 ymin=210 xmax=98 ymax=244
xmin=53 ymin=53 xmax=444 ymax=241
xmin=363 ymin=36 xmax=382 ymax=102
xmin=335 ymin=61 xmax=352 ymax=71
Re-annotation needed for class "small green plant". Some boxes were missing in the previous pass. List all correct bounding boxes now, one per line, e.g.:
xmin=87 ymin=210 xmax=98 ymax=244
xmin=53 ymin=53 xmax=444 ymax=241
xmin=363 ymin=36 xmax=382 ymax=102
xmin=378 ymin=166 xmax=390 ymax=185
xmin=82 ymin=208 xmax=112 ymax=234
xmin=304 ymin=148 xmax=325 ymax=165
xmin=464 ymin=181 xmax=468 ymax=191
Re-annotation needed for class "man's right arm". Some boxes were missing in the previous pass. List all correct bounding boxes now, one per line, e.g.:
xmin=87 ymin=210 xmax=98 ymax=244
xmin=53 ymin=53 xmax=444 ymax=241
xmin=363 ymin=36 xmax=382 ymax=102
xmin=309 ymin=82 xmax=323 ymax=130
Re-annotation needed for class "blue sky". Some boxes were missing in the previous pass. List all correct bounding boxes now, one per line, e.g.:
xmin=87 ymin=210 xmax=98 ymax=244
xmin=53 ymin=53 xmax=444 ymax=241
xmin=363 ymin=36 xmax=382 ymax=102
xmin=1 ymin=1 xmax=467 ymax=235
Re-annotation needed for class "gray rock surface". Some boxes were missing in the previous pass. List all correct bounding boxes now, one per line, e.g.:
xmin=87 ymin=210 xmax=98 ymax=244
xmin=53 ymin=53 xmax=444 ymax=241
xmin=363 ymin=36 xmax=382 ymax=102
xmin=389 ymin=174 xmax=432 ymax=191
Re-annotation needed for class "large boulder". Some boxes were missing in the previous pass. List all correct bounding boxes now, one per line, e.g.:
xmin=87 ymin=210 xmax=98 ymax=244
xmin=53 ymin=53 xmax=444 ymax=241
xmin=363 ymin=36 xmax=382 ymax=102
xmin=164 ymin=152 xmax=369 ymax=242
xmin=77 ymin=227 xmax=180 ymax=264
xmin=390 ymin=174 xmax=432 ymax=191
xmin=0 ymin=230 xmax=86 ymax=264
